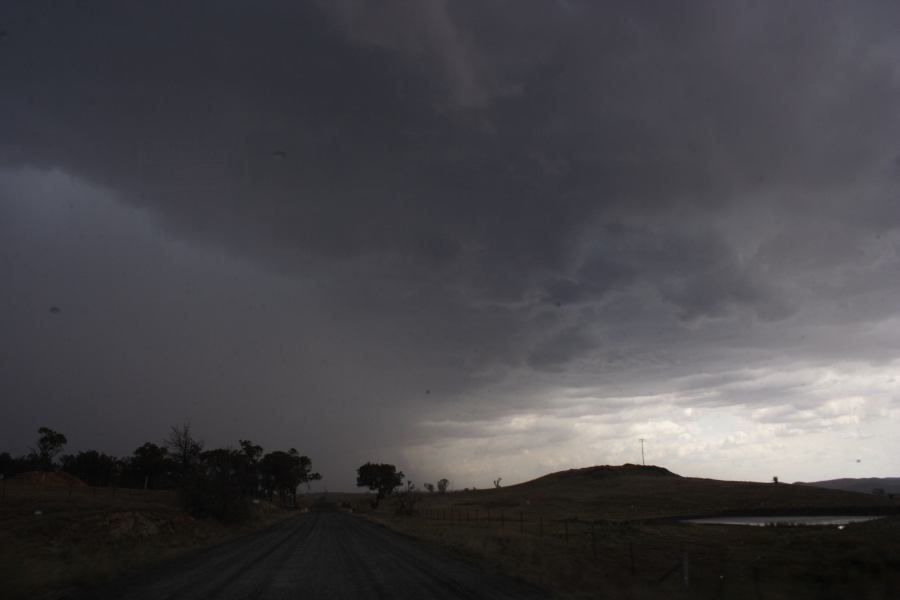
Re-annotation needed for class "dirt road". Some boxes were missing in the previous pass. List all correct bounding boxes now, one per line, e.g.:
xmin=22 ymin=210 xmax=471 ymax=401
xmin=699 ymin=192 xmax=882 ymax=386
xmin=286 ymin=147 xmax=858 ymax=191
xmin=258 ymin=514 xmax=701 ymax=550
xmin=71 ymin=511 xmax=549 ymax=599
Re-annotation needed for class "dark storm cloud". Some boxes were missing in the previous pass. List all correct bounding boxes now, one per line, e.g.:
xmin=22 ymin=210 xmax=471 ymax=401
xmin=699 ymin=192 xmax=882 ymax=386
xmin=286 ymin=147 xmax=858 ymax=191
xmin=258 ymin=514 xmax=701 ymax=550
xmin=5 ymin=0 xmax=898 ymax=300
xmin=3 ymin=1 xmax=900 ymax=484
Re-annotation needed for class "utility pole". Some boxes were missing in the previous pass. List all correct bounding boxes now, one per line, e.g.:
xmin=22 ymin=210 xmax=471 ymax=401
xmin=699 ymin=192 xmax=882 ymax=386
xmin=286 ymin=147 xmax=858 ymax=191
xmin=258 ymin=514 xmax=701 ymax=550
xmin=639 ymin=438 xmax=646 ymax=466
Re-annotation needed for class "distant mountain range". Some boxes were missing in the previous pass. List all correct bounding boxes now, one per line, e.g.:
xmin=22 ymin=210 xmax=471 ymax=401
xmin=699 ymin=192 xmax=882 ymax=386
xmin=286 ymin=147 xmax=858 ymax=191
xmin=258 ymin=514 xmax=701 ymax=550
xmin=795 ymin=477 xmax=900 ymax=496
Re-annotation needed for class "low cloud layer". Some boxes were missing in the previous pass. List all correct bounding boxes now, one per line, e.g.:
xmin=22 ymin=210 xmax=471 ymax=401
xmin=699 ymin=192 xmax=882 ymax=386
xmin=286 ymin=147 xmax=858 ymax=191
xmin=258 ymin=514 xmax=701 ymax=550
xmin=2 ymin=1 xmax=900 ymax=487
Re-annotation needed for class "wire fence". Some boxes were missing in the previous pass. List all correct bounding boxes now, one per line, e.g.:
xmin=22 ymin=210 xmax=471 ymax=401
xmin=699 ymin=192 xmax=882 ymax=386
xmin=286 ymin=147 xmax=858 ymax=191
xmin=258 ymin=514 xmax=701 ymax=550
xmin=420 ymin=508 xmax=628 ymax=545
xmin=404 ymin=507 xmax=900 ymax=597
xmin=410 ymin=507 xmax=709 ymax=592
xmin=408 ymin=506 xmax=841 ymax=596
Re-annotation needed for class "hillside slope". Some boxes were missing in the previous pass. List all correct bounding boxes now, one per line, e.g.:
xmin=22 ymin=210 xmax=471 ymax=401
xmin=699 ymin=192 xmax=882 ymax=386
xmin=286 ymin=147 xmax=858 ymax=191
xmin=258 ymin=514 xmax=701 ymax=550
xmin=367 ymin=467 xmax=900 ymax=600
xmin=0 ymin=481 xmax=295 ymax=599
xmin=797 ymin=477 xmax=900 ymax=495
xmin=410 ymin=464 xmax=898 ymax=520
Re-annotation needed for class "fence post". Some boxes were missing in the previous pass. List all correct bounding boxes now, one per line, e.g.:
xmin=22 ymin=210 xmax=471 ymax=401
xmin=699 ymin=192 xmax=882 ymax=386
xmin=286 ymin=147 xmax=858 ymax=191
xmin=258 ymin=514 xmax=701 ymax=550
xmin=564 ymin=519 xmax=569 ymax=544
xmin=630 ymin=540 xmax=635 ymax=575
xmin=591 ymin=522 xmax=596 ymax=557
xmin=500 ymin=511 xmax=505 ymax=529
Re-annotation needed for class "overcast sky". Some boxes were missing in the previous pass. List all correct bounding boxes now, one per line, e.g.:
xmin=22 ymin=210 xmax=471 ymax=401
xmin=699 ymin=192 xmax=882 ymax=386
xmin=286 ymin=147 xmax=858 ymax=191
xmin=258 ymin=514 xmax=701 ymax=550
xmin=2 ymin=1 xmax=900 ymax=490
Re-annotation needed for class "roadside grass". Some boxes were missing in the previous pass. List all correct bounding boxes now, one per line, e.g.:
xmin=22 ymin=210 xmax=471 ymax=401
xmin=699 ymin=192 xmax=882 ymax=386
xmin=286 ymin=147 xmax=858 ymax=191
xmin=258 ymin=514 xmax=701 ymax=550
xmin=0 ymin=481 xmax=297 ymax=599
xmin=370 ymin=512 xmax=900 ymax=599
xmin=359 ymin=467 xmax=900 ymax=599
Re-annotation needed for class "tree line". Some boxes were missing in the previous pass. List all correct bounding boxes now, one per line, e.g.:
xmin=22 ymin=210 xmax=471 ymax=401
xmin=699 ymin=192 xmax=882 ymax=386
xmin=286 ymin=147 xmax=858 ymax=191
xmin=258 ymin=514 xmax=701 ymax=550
xmin=2 ymin=427 xmax=484 ymax=519
xmin=0 ymin=425 xmax=321 ymax=521
xmin=356 ymin=462 xmax=452 ymax=513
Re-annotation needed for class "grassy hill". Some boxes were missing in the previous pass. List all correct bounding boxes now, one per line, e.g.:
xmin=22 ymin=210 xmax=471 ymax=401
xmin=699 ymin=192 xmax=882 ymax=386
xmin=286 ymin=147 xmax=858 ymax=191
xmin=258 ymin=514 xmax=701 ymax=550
xmin=796 ymin=477 xmax=900 ymax=496
xmin=406 ymin=464 xmax=897 ymax=521
xmin=361 ymin=465 xmax=900 ymax=599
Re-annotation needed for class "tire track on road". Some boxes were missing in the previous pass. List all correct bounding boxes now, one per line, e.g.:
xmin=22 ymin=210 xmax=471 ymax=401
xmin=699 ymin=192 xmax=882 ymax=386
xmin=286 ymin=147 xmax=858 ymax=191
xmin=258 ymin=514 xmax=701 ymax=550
xmin=72 ymin=510 xmax=549 ymax=600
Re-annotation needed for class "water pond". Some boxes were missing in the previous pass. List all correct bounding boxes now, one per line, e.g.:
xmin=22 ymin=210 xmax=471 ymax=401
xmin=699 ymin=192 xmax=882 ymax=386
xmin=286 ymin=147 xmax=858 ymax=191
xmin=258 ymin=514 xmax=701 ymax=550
xmin=684 ymin=515 xmax=884 ymax=527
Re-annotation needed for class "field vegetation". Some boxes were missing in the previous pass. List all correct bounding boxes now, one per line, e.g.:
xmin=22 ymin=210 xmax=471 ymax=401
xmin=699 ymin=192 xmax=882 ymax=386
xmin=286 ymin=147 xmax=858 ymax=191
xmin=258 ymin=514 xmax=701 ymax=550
xmin=0 ymin=479 xmax=298 ymax=598
xmin=357 ymin=464 xmax=900 ymax=599
xmin=0 ymin=425 xmax=321 ymax=599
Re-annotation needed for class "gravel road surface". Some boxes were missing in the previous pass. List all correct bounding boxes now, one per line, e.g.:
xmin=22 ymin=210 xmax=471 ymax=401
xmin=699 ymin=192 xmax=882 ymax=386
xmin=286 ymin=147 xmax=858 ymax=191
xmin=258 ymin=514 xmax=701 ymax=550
xmin=73 ymin=511 xmax=550 ymax=599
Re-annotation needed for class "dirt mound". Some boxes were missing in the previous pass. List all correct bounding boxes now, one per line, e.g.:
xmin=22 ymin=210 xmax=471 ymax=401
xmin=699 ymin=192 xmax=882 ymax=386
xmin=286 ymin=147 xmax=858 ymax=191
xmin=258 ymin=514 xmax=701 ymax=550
xmin=536 ymin=463 xmax=680 ymax=483
xmin=15 ymin=471 xmax=89 ymax=487
xmin=584 ymin=464 xmax=679 ymax=478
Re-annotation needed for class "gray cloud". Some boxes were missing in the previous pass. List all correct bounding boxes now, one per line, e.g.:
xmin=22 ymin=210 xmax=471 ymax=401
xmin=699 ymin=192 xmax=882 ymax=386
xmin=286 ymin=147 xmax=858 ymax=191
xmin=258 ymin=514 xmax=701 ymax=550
xmin=2 ymin=1 xmax=900 ymax=485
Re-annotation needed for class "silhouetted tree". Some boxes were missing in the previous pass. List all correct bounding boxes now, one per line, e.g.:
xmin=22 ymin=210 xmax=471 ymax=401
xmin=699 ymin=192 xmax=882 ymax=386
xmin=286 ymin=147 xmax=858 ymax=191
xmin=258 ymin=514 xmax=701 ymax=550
xmin=60 ymin=450 xmax=119 ymax=486
xmin=493 ymin=477 xmax=502 ymax=488
xmin=238 ymin=439 xmax=264 ymax=496
xmin=424 ymin=483 xmax=435 ymax=493
xmin=293 ymin=453 xmax=322 ymax=494
xmin=0 ymin=452 xmax=13 ymax=477
xmin=184 ymin=448 xmax=249 ymax=521
xmin=165 ymin=423 xmax=203 ymax=481
xmin=437 ymin=478 xmax=449 ymax=493
xmin=32 ymin=427 xmax=67 ymax=471
xmin=304 ymin=469 xmax=322 ymax=492
xmin=239 ymin=440 xmax=263 ymax=462
xmin=356 ymin=462 xmax=404 ymax=508
xmin=128 ymin=442 xmax=171 ymax=489
xmin=256 ymin=449 xmax=321 ymax=505
xmin=261 ymin=450 xmax=301 ymax=505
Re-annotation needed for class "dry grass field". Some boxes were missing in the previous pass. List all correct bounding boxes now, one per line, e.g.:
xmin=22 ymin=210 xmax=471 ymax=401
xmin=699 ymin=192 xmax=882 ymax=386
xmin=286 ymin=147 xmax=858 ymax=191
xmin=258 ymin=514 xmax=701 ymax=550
xmin=5 ymin=466 xmax=898 ymax=599
xmin=0 ymin=479 xmax=296 ymax=599
xmin=406 ymin=464 xmax=896 ymax=520
xmin=360 ymin=465 xmax=900 ymax=599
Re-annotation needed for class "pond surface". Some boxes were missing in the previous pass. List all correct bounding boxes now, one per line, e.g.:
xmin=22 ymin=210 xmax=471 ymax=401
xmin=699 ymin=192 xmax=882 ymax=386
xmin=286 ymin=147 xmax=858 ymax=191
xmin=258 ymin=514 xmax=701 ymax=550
xmin=684 ymin=515 xmax=884 ymax=527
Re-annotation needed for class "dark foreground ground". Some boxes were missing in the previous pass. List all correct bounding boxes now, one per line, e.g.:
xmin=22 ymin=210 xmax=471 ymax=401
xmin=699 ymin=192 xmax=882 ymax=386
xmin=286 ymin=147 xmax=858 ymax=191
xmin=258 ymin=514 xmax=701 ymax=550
xmin=68 ymin=510 xmax=549 ymax=600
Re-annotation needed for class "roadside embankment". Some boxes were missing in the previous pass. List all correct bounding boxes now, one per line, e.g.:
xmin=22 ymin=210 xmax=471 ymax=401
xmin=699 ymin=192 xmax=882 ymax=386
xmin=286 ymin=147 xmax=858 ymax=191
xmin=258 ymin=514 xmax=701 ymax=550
xmin=0 ymin=480 xmax=298 ymax=599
